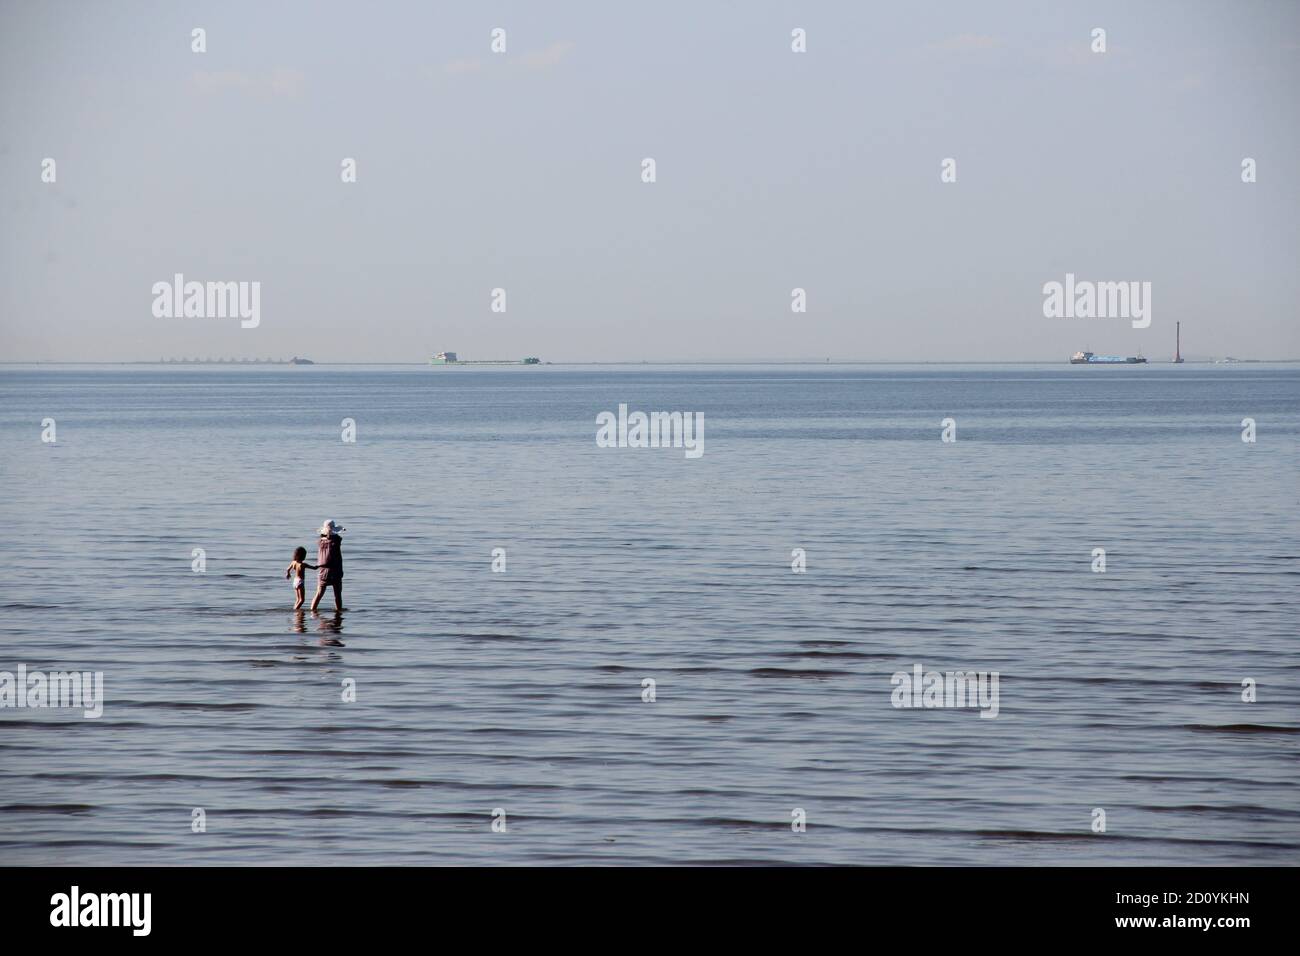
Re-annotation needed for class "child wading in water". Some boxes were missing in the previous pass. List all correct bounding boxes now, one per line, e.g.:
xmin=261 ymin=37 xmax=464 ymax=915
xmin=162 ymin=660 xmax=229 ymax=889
xmin=285 ymin=546 xmax=318 ymax=610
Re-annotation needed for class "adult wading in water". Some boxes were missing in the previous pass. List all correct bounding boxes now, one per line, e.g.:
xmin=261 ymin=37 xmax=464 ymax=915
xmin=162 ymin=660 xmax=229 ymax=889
xmin=310 ymin=520 xmax=346 ymax=612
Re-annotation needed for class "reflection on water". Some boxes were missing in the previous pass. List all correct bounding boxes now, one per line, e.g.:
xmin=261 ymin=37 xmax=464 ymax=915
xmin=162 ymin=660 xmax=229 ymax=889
xmin=313 ymin=610 xmax=345 ymax=645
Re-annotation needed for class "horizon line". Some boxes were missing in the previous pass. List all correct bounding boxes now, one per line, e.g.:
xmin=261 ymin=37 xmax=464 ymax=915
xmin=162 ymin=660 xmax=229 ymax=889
xmin=4 ymin=358 xmax=1297 ymax=367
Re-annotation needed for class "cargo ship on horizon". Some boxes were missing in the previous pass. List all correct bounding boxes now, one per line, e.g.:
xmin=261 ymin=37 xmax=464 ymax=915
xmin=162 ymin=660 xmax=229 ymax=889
xmin=430 ymin=351 xmax=541 ymax=366
xmin=1070 ymin=350 xmax=1147 ymax=364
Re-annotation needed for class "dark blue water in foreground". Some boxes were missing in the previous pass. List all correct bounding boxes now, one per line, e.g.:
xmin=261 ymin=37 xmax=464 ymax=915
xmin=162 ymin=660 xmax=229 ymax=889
xmin=1 ymin=363 xmax=1297 ymax=865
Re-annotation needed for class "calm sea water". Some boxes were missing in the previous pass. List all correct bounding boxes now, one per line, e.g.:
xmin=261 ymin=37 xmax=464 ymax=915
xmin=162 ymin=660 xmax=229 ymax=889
xmin=1 ymin=363 xmax=1297 ymax=865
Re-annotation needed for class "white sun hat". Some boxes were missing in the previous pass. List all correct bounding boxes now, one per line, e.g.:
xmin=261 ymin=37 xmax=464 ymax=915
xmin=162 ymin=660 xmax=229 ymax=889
xmin=319 ymin=519 xmax=345 ymax=535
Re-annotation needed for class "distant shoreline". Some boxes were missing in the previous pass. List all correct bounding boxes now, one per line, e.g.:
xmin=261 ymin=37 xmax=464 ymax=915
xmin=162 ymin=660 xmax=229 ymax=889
xmin=3 ymin=359 xmax=1298 ymax=367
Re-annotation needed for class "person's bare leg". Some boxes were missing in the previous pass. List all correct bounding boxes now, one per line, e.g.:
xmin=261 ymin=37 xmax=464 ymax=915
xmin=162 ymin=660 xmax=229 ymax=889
xmin=293 ymin=586 xmax=305 ymax=611
xmin=332 ymin=584 xmax=343 ymax=612
xmin=309 ymin=582 xmax=327 ymax=612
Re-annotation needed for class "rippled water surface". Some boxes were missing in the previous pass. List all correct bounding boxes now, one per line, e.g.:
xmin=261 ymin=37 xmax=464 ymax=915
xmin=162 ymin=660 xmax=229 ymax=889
xmin=1 ymin=363 xmax=1297 ymax=864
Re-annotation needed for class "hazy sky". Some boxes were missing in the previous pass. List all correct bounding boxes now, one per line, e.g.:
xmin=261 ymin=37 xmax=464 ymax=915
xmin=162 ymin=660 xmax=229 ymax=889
xmin=2 ymin=0 xmax=1298 ymax=362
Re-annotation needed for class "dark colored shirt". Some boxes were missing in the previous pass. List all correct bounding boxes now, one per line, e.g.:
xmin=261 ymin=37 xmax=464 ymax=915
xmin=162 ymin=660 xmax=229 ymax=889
xmin=317 ymin=534 xmax=343 ymax=583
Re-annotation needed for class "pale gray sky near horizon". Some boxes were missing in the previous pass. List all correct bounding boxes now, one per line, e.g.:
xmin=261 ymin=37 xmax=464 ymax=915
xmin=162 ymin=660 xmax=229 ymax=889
xmin=2 ymin=0 xmax=1298 ymax=362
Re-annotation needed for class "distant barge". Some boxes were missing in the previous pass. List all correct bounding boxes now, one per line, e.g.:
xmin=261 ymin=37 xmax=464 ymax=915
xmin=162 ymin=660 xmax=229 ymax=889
xmin=1070 ymin=351 xmax=1146 ymax=365
xmin=430 ymin=351 xmax=540 ymax=366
